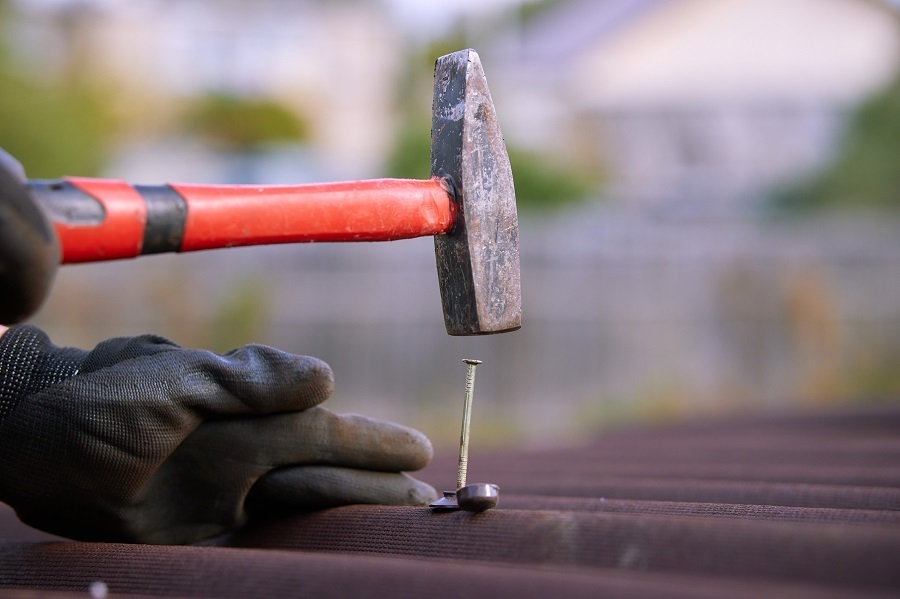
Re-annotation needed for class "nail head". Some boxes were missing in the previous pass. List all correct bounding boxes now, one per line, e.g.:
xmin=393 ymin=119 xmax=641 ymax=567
xmin=456 ymin=483 xmax=500 ymax=512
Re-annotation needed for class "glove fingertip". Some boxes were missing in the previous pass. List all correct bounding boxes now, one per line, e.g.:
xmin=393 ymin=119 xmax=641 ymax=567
xmin=404 ymin=476 xmax=439 ymax=506
xmin=217 ymin=345 xmax=334 ymax=413
xmin=334 ymin=413 xmax=434 ymax=471
xmin=294 ymin=355 xmax=334 ymax=407
xmin=404 ymin=428 xmax=434 ymax=472
xmin=249 ymin=466 xmax=439 ymax=510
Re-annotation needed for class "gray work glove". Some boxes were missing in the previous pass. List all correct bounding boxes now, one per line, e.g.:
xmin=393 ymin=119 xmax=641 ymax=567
xmin=0 ymin=149 xmax=59 ymax=324
xmin=0 ymin=325 xmax=436 ymax=544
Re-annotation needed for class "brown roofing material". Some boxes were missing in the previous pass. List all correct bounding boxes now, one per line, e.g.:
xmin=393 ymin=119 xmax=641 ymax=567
xmin=1 ymin=405 xmax=898 ymax=597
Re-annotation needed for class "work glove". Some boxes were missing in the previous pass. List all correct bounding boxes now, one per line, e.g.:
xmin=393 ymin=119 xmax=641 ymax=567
xmin=0 ymin=325 xmax=437 ymax=544
xmin=0 ymin=149 xmax=59 ymax=324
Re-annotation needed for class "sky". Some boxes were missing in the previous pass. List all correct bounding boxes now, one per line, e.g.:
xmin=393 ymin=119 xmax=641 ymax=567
xmin=17 ymin=0 xmax=528 ymax=35
xmin=383 ymin=0 xmax=526 ymax=38
xmin=384 ymin=0 xmax=524 ymax=21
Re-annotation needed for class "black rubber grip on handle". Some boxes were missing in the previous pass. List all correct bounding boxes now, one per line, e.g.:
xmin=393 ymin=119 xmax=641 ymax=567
xmin=29 ymin=180 xmax=188 ymax=256
xmin=133 ymin=185 xmax=187 ymax=254
xmin=29 ymin=180 xmax=105 ymax=225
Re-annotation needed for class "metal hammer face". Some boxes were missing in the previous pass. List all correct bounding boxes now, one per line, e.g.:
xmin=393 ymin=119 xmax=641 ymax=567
xmin=432 ymin=49 xmax=522 ymax=336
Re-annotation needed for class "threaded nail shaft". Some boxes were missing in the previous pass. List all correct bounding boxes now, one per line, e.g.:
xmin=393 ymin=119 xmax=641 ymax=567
xmin=457 ymin=359 xmax=482 ymax=490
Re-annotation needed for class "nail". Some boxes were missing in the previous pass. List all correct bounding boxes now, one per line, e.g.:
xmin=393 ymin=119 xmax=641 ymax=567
xmin=457 ymin=358 xmax=482 ymax=490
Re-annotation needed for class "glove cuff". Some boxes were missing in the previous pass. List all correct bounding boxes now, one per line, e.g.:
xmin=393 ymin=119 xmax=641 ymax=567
xmin=0 ymin=325 xmax=84 ymax=421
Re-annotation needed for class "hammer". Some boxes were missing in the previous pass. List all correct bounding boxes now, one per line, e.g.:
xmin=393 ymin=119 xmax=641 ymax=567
xmin=5 ymin=49 xmax=521 ymax=335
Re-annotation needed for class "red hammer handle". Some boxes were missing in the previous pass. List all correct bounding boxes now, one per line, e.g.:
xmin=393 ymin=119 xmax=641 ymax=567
xmin=32 ymin=177 xmax=455 ymax=264
xmin=175 ymin=178 xmax=454 ymax=250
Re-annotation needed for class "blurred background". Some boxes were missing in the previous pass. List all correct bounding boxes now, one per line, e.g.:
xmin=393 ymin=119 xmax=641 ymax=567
xmin=2 ymin=0 xmax=899 ymax=448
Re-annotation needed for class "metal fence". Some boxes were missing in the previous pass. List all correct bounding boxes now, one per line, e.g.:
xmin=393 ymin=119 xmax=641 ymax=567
xmin=35 ymin=203 xmax=900 ymax=445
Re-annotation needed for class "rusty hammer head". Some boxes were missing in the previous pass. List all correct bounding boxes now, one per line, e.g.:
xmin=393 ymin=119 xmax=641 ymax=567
xmin=431 ymin=49 xmax=521 ymax=336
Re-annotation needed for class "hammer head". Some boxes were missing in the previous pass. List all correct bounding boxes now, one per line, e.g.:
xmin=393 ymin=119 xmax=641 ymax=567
xmin=431 ymin=49 xmax=522 ymax=336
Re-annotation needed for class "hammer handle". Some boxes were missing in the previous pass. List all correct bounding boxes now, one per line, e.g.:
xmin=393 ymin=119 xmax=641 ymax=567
xmin=29 ymin=177 xmax=455 ymax=264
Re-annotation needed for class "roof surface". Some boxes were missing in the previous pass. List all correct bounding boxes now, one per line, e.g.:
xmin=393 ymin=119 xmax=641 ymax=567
xmin=1 ymin=404 xmax=898 ymax=597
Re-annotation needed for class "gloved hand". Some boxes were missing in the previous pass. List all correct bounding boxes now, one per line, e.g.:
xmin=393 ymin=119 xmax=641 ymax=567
xmin=0 ymin=325 xmax=437 ymax=544
xmin=0 ymin=149 xmax=59 ymax=324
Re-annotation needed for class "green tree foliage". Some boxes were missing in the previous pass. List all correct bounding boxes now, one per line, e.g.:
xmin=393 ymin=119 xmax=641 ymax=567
xmin=207 ymin=277 xmax=271 ymax=353
xmin=386 ymin=122 xmax=597 ymax=213
xmin=505 ymin=145 xmax=599 ymax=213
xmin=182 ymin=94 xmax=310 ymax=150
xmin=518 ymin=0 xmax=565 ymax=23
xmin=0 ymin=13 xmax=115 ymax=178
xmin=390 ymin=29 xmax=598 ymax=213
xmin=771 ymin=75 xmax=900 ymax=215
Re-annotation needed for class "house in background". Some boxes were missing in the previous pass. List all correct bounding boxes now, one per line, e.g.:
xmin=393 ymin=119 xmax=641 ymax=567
xmin=488 ymin=0 xmax=900 ymax=212
xmin=11 ymin=0 xmax=404 ymax=182
xmin=9 ymin=0 xmax=899 ymax=194
xmin=8 ymin=0 xmax=900 ymax=437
